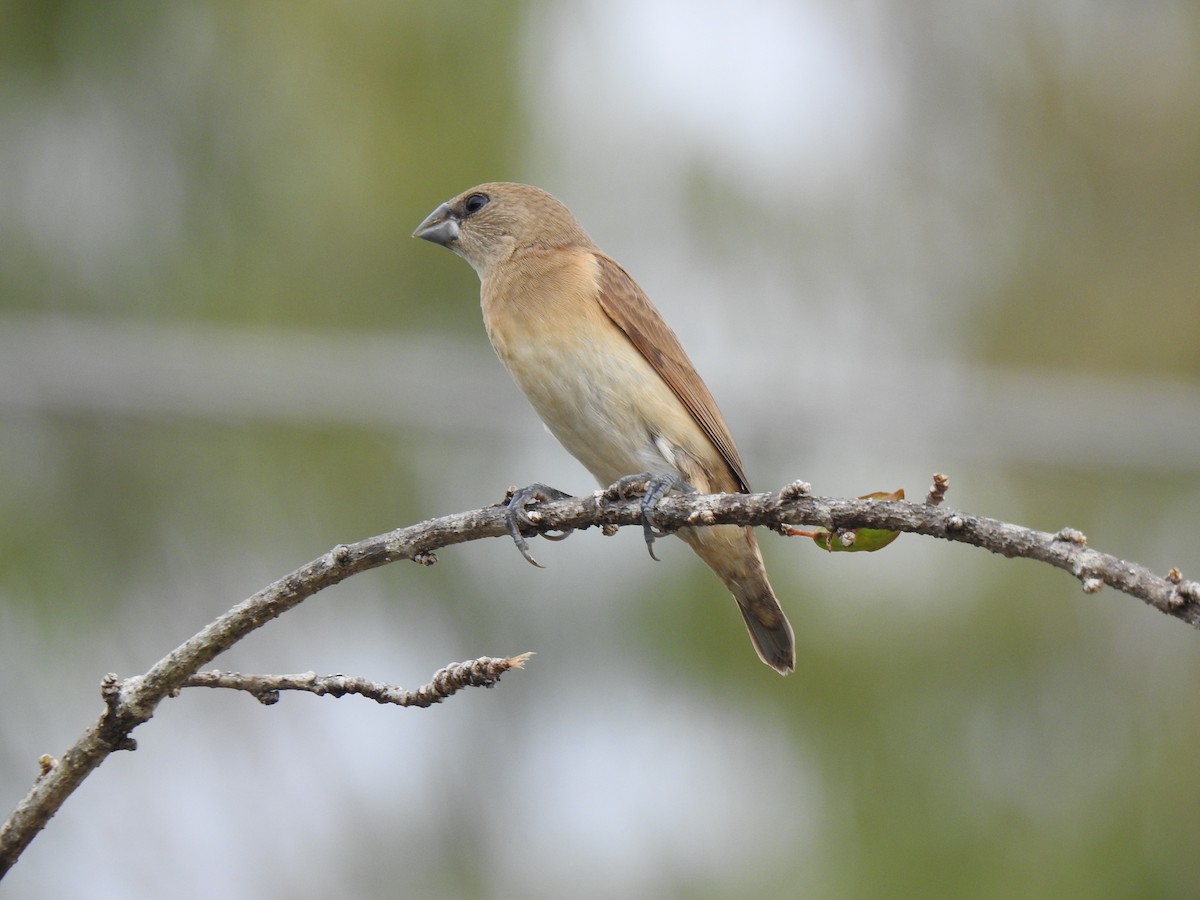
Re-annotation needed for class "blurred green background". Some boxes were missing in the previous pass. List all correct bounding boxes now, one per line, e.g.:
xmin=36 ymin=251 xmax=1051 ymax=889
xmin=2 ymin=2 xmax=1199 ymax=898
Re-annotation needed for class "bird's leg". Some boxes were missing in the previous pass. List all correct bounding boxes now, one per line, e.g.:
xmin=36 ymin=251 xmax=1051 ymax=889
xmin=504 ymin=483 xmax=575 ymax=568
xmin=607 ymin=472 xmax=698 ymax=562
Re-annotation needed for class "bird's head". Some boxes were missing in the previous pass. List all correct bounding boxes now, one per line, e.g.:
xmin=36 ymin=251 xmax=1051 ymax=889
xmin=413 ymin=182 xmax=594 ymax=275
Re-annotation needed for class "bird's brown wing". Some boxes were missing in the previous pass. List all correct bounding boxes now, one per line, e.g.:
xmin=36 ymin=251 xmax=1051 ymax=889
xmin=593 ymin=253 xmax=751 ymax=493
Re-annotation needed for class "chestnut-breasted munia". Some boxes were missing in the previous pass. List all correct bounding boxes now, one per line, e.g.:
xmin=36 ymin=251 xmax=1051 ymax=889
xmin=414 ymin=183 xmax=794 ymax=674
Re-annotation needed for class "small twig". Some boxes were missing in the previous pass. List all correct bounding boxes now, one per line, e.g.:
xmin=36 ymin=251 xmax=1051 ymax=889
xmin=182 ymin=654 xmax=533 ymax=708
xmin=926 ymin=472 xmax=950 ymax=506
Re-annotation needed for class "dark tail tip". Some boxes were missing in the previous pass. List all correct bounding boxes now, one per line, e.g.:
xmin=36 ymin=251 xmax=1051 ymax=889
xmin=739 ymin=604 xmax=796 ymax=675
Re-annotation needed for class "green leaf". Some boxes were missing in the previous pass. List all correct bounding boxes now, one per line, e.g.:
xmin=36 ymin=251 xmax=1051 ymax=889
xmin=809 ymin=489 xmax=904 ymax=553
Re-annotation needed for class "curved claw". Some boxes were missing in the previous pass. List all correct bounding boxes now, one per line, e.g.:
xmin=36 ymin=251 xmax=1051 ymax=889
xmin=640 ymin=475 xmax=677 ymax=561
xmin=604 ymin=472 xmax=697 ymax=561
xmin=505 ymin=506 xmax=543 ymax=567
xmin=504 ymin=483 xmax=574 ymax=567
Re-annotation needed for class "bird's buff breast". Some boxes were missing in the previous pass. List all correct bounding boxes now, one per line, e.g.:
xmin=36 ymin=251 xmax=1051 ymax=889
xmin=482 ymin=255 xmax=695 ymax=486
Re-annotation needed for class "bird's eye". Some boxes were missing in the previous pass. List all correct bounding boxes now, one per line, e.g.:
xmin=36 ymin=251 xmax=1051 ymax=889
xmin=462 ymin=192 xmax=490 ymax=215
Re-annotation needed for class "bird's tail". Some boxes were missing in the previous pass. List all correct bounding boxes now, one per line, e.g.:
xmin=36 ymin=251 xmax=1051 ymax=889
xmin=678 ymin=524 xmax=796 ymax=675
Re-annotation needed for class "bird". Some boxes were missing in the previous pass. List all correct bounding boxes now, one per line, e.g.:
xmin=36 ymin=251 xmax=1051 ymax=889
xmin=413 ymin=183 xmax=795 ymax=674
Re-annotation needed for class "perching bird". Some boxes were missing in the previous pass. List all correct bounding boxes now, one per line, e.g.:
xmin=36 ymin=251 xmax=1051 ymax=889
xmin=413 ymin=183 xmax=794 ymax=674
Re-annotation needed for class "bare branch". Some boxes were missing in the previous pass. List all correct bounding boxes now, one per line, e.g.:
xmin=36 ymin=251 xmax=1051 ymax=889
xmin=182 ymin=655 xmax=534 ymax=707
xmin=3 ymin=478 xmax=1198 ymax=877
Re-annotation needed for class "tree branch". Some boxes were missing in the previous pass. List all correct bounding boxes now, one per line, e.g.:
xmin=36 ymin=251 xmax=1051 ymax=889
xmin=3 ymin=477 xmax=1197 ymax=877
xmin=181 ymin=655 xmax=533 ymax=708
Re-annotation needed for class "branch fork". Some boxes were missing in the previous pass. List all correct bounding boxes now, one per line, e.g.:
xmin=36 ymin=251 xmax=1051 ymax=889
xmin=3 ymin=474 xmax=1197 ymax=877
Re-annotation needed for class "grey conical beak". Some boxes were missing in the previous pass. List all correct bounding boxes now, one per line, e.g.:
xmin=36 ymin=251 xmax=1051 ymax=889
xmin=412 ymin=202 xmax=460 ymax=246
